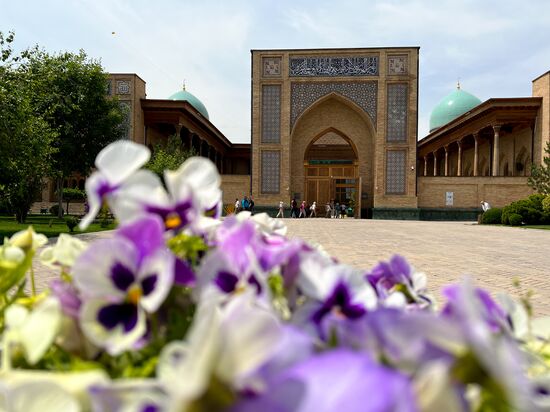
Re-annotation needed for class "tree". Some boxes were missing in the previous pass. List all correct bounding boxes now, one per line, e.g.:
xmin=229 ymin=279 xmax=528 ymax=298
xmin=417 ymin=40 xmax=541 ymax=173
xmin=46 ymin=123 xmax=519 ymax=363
xmin=62 ymin=188 xmax=85 ymax=215
xmin=23 ymin=47 xmax=125 ymax=217
xmin=0 ymin=32 xmax=56 ymax=223
xmin=145 ymin=134 xmax=196 ymax=178
xmin=528 ymin=141 xmax=550 ymax=195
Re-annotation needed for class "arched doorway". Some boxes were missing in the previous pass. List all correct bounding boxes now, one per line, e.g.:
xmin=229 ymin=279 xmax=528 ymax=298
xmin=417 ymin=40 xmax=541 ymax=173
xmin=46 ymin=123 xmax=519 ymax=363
xmin=304 ymin=129 xmax=359 ymax=209
xmin=289 ymin=93 xmax=375 ymax=215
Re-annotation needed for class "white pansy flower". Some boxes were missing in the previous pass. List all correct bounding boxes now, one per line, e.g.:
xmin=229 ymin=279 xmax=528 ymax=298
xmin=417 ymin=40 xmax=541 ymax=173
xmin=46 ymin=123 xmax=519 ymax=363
xmin=40 ymin=233 xmax=87 ymax=269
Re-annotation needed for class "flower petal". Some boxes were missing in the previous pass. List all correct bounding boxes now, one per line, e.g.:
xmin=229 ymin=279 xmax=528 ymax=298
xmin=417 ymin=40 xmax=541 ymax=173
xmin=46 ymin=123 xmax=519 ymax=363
xmin=164 ymin=157 xmax=221 ymax=210
xmin=95 ymin=140 xmax=150 ymax=184
xmin=138 ymin=249 xmax=174 ymax=313
xmin=80 ymin=299 xmax=146 ymax=356
xmin=72 ymin=237 xmax=138 ymax=300
xmin=79 ymin=171 xmax=107 ymax=230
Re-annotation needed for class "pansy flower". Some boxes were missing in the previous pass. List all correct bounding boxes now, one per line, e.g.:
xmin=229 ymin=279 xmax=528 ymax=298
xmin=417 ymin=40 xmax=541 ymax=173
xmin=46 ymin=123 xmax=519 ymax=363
xmin=79 ymin=140 xmax=151 ymax=229
xmin=111 ymin=156 xmax=221 ymax=233
xmin=73 ymin=216 xmax=174 ymax=355
xmin=366 ymin=254 xmax=431 ymax=308
xmin=294 ymin=254 xmax=377 ymax=340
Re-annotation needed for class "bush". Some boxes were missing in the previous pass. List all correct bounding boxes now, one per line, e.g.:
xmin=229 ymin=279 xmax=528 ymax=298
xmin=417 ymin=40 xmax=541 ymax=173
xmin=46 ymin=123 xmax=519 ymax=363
xmin=65 ymin=216 xmax=79 ymax=232
xmin=509 ymin=213 xmax=523 ymax=226
xmin=481 ymin=208 xmax=502 ymax=224
xmin=502 ymin=194 xmax=545 ymax=225
xmin=543 ymin=195 xmax=550 ymax=213
xmin=49 ymin=204 xmax=64 ymax=217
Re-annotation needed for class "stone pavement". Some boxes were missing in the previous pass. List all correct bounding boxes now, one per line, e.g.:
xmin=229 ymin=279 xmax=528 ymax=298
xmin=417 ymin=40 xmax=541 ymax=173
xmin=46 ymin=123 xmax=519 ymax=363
xmin=32 ymin=219 xmax=550 ymax=317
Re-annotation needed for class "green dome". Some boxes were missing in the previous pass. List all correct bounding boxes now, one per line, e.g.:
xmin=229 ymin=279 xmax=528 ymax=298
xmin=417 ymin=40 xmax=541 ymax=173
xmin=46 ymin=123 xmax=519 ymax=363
xmin=429 ymin=87 xmax=482 ymax=132
xmin=168 ymin=89 xmax=209 ymax=119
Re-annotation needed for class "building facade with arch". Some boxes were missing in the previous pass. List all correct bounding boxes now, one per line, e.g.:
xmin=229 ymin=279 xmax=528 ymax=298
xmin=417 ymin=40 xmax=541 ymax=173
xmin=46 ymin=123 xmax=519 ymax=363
xmin=250 ymin=47 xmax=420 ymax=216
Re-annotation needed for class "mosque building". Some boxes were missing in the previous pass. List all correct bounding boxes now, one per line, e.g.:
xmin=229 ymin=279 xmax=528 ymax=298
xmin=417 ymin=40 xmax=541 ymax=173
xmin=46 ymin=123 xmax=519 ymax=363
xmin=35 ymin=49 xmax=550 ymax=220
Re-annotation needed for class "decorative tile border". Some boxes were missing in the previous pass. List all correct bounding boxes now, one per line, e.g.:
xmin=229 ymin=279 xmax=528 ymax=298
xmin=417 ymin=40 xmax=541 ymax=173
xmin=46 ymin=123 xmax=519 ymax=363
xmin=289 ymin=56 xmax=378 ymax=77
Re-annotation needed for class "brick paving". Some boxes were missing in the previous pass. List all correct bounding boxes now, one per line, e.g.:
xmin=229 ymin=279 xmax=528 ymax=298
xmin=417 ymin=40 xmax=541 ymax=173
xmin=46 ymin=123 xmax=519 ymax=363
xmin=32 ymin=219 xmax=550 ymax=317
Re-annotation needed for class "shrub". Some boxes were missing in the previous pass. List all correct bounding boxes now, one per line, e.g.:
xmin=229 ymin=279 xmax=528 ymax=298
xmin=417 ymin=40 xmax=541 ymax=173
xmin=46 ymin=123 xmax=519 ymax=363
xmin=65 ymin=216 xmax=79 ymax=232
xmin=509 ymin=213 xmax=523 ymax=226
xmin=481 ymin=208 xmax=502 ymax=224
xmin=502 ymin=194 xmax=544 ymax=225
xmin=543 ymin=195 xmax=550 ymax=213
xmin=49 ymin=204 xmax=64 ymax=217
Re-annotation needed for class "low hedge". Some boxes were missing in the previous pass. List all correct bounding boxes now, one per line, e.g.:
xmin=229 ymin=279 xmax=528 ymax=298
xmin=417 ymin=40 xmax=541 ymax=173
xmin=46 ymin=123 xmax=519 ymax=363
xmin=481 ymin=208 xmax=502 ymax=224
xmin=509 ymin=213 xmax=523 ymax=226
xmin=502 ymin=194 xmax=545 ymax=225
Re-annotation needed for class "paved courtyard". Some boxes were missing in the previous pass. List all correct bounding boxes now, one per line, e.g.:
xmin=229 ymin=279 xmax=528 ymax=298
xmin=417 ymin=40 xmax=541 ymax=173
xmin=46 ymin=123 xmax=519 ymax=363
xmin=33 ymin=219 xmax=550 ymax=317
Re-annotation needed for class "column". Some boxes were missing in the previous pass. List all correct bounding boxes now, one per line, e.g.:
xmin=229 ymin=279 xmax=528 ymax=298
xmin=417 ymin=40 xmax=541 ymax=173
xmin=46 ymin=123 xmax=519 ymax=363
xmin=423 ymin=156 xmax=428 ymax=177
xmin=492 ymin=125 xmax=501 ymax=177
xmin=433 ymin=151 xmax=438 ymax=176
xmin=444 ymin=145 xmax=449 ymax=177
xmin=473 ymin=133 xmax=479 ymax=177
xmin=174 ymin=123 xmax=182 ymax=137
xmin=457 ymin=140 xmax=463 ymax=176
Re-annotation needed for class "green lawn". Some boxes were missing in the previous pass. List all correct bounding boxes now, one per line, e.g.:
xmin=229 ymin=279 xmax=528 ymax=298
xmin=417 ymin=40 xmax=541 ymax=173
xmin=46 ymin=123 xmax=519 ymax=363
xmin=522 ymin=225 xmax=550 ymax=230
xmin=0 ymin=215 xmax=116 ymax=239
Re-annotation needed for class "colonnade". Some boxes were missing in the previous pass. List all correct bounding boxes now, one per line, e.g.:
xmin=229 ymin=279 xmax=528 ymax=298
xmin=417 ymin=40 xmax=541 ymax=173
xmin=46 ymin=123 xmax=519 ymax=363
xmin=422 ymin=125 xmax=502 ymax=177
xmin=174 ymin=123 xmax=224 ymax=173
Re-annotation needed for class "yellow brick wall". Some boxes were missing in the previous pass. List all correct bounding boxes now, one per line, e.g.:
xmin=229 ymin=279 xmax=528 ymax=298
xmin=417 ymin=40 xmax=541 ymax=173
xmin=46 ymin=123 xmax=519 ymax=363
xmin=533 ymin=72 xmax=549 ymax=164
xmin=418 ymin=176 xmax=533 ymax=208
xmin=221 ymin=175 xmax=251 ymax=205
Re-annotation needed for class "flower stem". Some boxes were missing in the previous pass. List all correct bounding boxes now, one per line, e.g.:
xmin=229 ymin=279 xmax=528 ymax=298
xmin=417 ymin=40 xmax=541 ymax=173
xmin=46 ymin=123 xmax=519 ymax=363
xmin=30 ymin=265 xmax=37 ymax=296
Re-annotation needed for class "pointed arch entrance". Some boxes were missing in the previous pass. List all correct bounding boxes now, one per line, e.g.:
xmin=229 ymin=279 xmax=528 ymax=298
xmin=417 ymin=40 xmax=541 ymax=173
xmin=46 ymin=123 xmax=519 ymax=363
xmin=304 ymin=128 xmax=359 ymax=208
xmin=290 ymin=93 xmax=375 ymax=215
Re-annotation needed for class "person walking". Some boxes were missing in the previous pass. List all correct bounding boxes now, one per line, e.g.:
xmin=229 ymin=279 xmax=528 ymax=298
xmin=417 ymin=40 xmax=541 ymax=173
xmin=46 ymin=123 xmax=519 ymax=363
xmin=291 ymin=198 xmax=298 ymax=218
xmin=276 ymin=201 xmax=284 ymax=218
xmin=340 ymin=203 xmax=346 ymax=218
xmin=310 ymin=201 xmax=317 ymax=217
xmin=234 ymin=198 xmax=240 ymax=214
xmin=325 ymin=202 xmax=331 ymax=218
xmin=299 ymin=201 xmax=306 ymax=218
xmin=241 ymin=196 xmax=250 ymax=211
xmin=249 ymin=196 xmax=255 ymax=214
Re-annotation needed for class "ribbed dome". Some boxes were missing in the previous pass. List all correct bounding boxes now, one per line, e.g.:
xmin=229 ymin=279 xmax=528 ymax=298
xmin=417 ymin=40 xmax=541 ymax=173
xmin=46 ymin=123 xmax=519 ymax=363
xmin=429 ymin=86 xmax=482 ymax=132
xmin=168 ymin=89 xmax=209 ymax=119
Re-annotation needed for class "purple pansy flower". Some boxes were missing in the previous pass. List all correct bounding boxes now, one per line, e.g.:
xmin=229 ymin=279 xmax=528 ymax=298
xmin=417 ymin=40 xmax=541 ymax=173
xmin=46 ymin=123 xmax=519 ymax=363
xmin=233 ymin=349 xmax=417 ymax=412
xmin=110 ymin=157 xmax=221 ymax=233
xmin=366 ymin=255 xmax=431 ymax=308
xmin=79 ymin=140 xmax=151 ymax=229
xmin=73 ymin=216 xmax=174 ymax=355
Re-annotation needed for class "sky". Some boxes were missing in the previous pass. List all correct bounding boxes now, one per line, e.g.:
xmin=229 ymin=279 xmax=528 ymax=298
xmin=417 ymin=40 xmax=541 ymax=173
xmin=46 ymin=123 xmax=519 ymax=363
xmin=2 ymin=0 xmax=550 ymax=143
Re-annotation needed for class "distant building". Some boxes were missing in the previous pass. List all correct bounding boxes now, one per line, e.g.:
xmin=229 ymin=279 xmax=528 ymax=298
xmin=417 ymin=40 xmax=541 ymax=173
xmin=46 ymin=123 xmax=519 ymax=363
xmin=35 ymin=54 xmax=550 ymax=219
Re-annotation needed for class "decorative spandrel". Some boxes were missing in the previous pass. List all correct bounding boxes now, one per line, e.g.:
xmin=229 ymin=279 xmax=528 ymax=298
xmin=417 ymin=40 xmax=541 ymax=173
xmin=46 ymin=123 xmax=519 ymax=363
xmin=386 ymin=84 xmax=408 ymax=143
xmin=263 ymin=57 xmax=282 ymax=77
xmin=261 ymin=151 xmax=280 ymax=194
xmin=116 ymin=80 xmax=131 ymax=95
xmin=386 ymin=150 xmax=407 ymax=195
xmin=262 ymin=85 xmax=281 ymax=143
xmin=388 ymin=56 xmax=408 ymax=75
xmin=291 ymin=82 xmax=377 ymax=128
xmin=289 ymin=56 xmax=378 ymax=77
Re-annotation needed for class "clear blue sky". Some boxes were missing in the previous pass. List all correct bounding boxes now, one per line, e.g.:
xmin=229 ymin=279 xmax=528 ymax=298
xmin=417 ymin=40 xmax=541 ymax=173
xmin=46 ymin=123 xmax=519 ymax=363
xmin=2 ymin=0 xmax=550 ymax=143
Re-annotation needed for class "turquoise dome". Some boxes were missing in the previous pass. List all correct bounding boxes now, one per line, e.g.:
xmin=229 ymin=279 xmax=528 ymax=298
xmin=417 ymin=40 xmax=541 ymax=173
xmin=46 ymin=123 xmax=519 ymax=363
xmin=429 ymin=87 xmax=482 ymax=132
xmin=168 ymin=89 xmax=209 ymax=119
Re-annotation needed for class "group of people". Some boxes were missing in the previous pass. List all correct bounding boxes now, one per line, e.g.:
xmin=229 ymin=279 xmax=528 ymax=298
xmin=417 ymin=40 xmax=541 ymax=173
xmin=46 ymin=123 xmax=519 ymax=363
xmin=234 ymin=195 xmax=255 ymax=214
xmin=277 ymin=199 xmax=349 ymax=218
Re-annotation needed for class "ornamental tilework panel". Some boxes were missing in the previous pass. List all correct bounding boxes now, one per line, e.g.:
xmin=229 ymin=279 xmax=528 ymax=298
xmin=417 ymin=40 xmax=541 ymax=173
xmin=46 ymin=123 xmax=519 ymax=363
xmin=118 ymin=101 xmax=132 ymax=139
xmin=261 ymin=85 xmax=281 ymax=143
xmin=289 ymin=56 xmax=378 ymax=77
xmin=116 ymin=80 xmax=131 ymax=95
xmin=386 ymin=150 xmax=407 ymax=195
xmin=388 ymin=55 xmax=408 ymax=75
xmin=291 ymin=82 xmax=377 ymax=128
xmin=261 ymin=151 xmax=280 ymax=194
xmin=263 ymin=57 xmax=282 ymax=77
xmin=386 ymin=84 xmax=408 ymax=143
